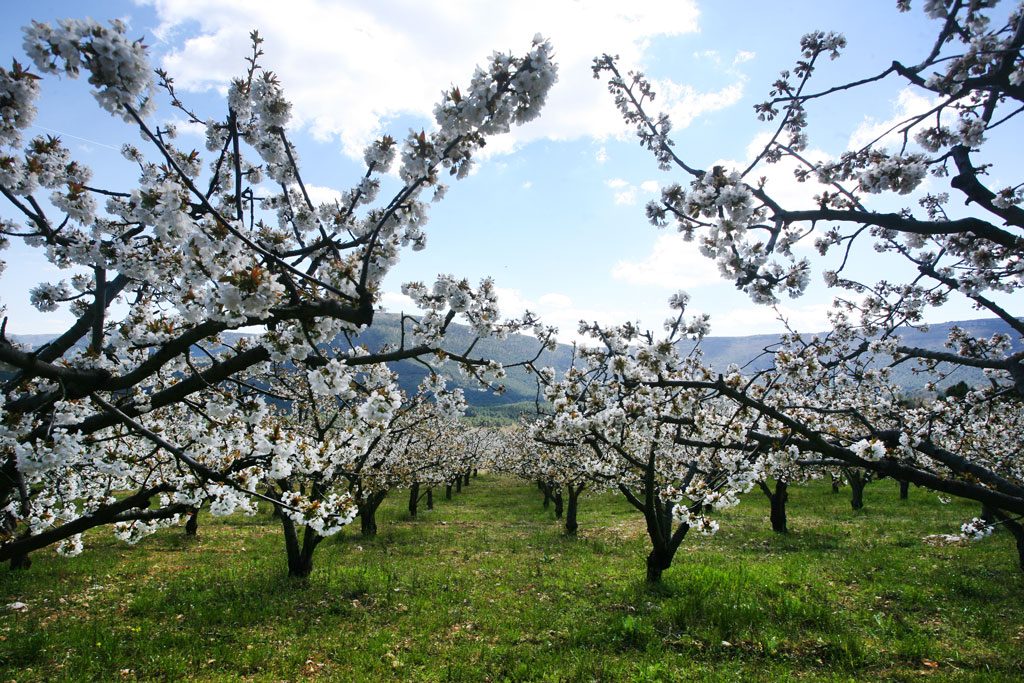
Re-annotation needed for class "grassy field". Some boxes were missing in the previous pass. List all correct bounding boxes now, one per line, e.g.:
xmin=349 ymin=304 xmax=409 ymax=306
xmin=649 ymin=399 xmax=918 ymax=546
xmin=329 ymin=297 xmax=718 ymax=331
xmin=1 ymin=476 xmax=1022 ymax=682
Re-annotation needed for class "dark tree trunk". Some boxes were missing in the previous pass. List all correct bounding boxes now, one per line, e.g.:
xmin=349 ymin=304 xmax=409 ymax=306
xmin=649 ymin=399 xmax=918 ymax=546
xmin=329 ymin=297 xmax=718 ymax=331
xmin=565 ymin=484 xmax=583 ymax=535
xmin=758 ymin=480 xmax=789 ymax=533
xmin=5 ymin=515 xmax=32 ymax=570
xmin=898 ymin=479 xmax=910 ymax=500
xmin=542 ymin=482 xmax=552 ymax=509
xmin=553 ymin=488 xmax=564 ymax=520
xmin=9 ymin=553 xmax=31 ymax=570
xmin=1008 ymin=521 xmax=1024 ymax=572
xmin=637 ymin=488 xmax=689 ymax=584
xmin=463 ymin=471 xmax=471 ymax=486
xmin=831 ymin=475 xmax=841 ymax=494
xmin=408 ymin=483 xmax=420 ymax=518
xmin=280 ymin=512 xmax=321 ymax=578
xmin=846 ymin=470 xmax=866 ymax=510
xmin=455 ymin=476 xmax=462 ymax=494
xmin=644 ymin=503 xmax=687 ymax=584
xmin=445 ymin=483 xmax=453 ymax=500
xmin=981 ymin=503 xmax=997 ymax=524
xmin=770 ymin=481 xmax=789 ymax=533
xmin=184 ymin=508 xmax=199 ymax=535
xmin=358 ymin=493 xmax=386 ymax=537
xmin=360 ymin=510 xmax=377 ymax=537
xmin=611 ymin=445 xmax=691 ymax=583
xmin=993 ymin=511 xmax=1024 ymax=571
xmin=0 ymin=461 xmax=23 ymax=533
xmin=297 ymin=525 xmax=320 ymax=576
xmin=472 ymin=469 xmax=479 ymax=478
xmin=426 ymin=488 xmax=434 ymax=510
xmin=266 ymin=486 xmax=283 ymax=519
xmin=645 ymin=546 xmax=674 ymax=583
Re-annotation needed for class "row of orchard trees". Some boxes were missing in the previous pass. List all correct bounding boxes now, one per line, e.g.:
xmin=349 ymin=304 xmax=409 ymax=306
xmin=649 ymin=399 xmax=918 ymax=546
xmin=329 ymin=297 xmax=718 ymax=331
xmin=503 ymin=0 xmax=1024 ymax=581
xmin=2 ymin=1 xmax=1024 ymax=585
xmin=604 ymin=0 xmax=1024 ymax=573
xmin=0 ymin=19 xmax=557 ymax=574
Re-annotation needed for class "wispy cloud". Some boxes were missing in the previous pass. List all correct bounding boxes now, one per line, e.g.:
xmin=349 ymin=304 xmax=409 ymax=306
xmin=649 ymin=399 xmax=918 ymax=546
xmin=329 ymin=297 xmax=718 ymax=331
xmin=848 ymin=87 xmax=939 ymax=151
xmin=611 ymin=233 xmax=721 ymax=288
xmin=140 ymin=0 xmax=722 ymax=160
xmin=604 ymin=177 xmax=660 ymax=206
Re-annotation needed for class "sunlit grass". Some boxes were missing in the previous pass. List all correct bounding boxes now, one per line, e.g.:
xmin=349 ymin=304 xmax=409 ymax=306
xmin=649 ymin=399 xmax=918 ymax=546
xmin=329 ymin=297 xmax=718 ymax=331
xmin=1 ymin=475 xmax=1022 ymax=681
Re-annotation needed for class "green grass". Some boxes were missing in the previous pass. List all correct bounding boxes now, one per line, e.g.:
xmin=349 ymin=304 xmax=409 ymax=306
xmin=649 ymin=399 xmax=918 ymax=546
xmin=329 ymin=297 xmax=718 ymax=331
xmin=1 ymin=476 xmax=1022 ymax=681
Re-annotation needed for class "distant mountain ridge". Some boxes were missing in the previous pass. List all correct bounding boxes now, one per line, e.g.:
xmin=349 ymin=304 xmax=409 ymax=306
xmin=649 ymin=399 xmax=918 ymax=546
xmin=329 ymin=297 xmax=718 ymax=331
xmin=10 ymin=315 xmax=1021 ymax=407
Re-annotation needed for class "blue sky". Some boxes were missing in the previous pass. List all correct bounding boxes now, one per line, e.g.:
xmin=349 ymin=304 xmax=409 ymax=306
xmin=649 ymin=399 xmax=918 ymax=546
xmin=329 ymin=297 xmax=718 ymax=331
xmin=0 ymin=1 xmax=1007 ymax=341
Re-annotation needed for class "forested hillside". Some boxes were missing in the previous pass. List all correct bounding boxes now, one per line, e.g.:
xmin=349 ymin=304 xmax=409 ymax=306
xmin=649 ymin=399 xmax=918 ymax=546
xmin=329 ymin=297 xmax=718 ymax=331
xmin=11 ymin=315 xmax=1020 ymax=409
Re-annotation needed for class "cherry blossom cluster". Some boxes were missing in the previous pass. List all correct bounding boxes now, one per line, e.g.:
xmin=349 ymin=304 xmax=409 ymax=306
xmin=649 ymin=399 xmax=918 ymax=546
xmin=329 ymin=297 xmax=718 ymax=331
xmin=22 ymin=18 xmax=155 ymax=121
xmin=599 ymin=1 xmax=1023 ymax=326
xmin=0 ymin=18 xmax=556 ymax=565
xmin=528 ymin=294 xmax=766 ymax=578
xmin=593 ymin=1 xmax=1024 ymax=566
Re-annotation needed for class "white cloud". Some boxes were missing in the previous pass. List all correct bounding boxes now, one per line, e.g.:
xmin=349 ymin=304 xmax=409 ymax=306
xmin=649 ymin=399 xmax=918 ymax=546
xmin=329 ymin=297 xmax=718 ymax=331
xmin=165 ymin=117 xmax=207 ymax=139
xmin=715 ymin=131 xmax=832 ymax=211
xmin=367 ymin=285 xmax=636 ymax=345
xmin=377 ymin=290 xmax=420 ymax=314
xmin=611 ymin=233 xmax=721 ymax=288
xmin=611 ymin=130 xmax=834 ymax=299
xmin=605 ymin=178 xmax=636 ymax=204
xmin=302 ymin=184 xmax=343 ymax=205
xmin=595 ymin=146 xmax=608 ymax=164
xmin=490 ymin=285 xmax=829 ymax=344
xmin=650 ymin=78 xmax=745 ymax=131
xmin=376 ymin=284 xmax=831 ymax=343
xmin=693 ymin=49 xmax=722 ymax=64
xmin=538 ymin=293 xmax=572 ymax=309
xmin=140 ymin=0 xmax=725 ymax=160
xmin=492 ymin=287 xmax=638 ymax=344
xmin=732 ymin=50 xmax=756 ymax=66
xmin=521 ymin=180 xmax=533 ymax=190
xmin=700 ymin=302 xmax=832 ymax=337
xmin=848 ymin=88 xmax=938 ymax=151
xmin=694 ymin=48 xmax=755 ymax=71
xmin=604 ymin=177 xmax=661 ymax=206
xmin=613 ymin=189 xmax=637 ymax=205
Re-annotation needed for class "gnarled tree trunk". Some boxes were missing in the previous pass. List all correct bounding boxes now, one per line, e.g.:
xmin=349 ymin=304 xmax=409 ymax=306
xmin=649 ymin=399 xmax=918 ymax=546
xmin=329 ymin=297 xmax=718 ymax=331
xmin=408 ymin=483 xmax=420 ymax=518
xmin=565 ymin=483 xmax=584 ymax=535
xmin=9 ymin=552 xmax=31 ymax=571
xmin=619 ymin=482 xmax=689 ymax=584
xmin=358 ymin=491 xmax=388 ymax=537
xmin=993 ymin=510 xmax=1024 ymax=571
xmin=758 ymin=480 xmax=789 ymax=533
xmin=184 ymin=507 xmax=199 ymax=535
xmin=280 ymin=512 xmax=322 ymax=578
xmin=845 ymin=469 xmax=866 ymax=510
